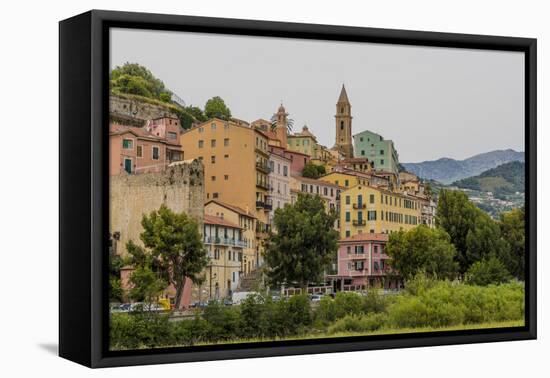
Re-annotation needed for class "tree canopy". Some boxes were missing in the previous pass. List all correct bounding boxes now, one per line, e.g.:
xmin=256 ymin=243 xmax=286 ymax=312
xmin=385 ymin=225 xmax=459 ymax=281
xmin=466 ymin=256 xmax=512 ymax=286
xmin=110 ymin=63 xmax=172 ymax=102
xmin=265 ymin=194 xmax=339 ymax=290
xmin=301 ymin=162 xmax=326 ymax=179
xmin=204 ymin=96 xmax=232 ymax=120
xmin=136 ymin=205 xmax=208 ymax=309
xmin=499 ymin=207 xmax=525 ymax=279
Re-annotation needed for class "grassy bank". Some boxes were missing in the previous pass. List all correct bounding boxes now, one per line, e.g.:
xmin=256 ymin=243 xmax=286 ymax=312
xmin=110 ymin=280 xmax=525 ymax=350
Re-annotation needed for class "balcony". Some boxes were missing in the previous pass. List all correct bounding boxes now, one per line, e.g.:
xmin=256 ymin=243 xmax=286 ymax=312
xmin=256 ymin=200 xmax=265 ymax=209
xmin=264 ymin=200 xmax=273 ymax=211
xmin=353 ymin=203 xmax=366 ymax=209
xmin=255 ymin=162 xmax=272 ymax=173
xmin=256 ymin=181 xmax=269 ymax=190
xmin=352 ymin=219 xmax=366 ymax=226
xmin=348 ymin=253 xmax=367 ymax=260
xmin=204 ymin=236 xmax=247 ymax=248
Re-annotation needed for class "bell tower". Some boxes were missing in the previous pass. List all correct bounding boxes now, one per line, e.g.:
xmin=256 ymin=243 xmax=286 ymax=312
xmin=334 ymin=84 xmax=353 ymax=158
xmin=275 ymin=103 xmax=288 ymax=147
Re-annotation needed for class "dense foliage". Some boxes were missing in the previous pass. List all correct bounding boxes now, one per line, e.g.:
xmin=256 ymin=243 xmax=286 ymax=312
xmin=301 ymin=163 xmax=326 ymax=179
xmin=126 ymin=205 xmax=208 ymax=309
xmin=110 ymin=280 xmax=524 ymax=349
xmin=204 ymin=96 xmax=232 ymax=120
xmin=386 ymin=225 xmax=458 ymax=280
xmin=110 ymin=63 xmax=172 ymax=102
xmin=264 ymin=194 xmax=339 ymax=290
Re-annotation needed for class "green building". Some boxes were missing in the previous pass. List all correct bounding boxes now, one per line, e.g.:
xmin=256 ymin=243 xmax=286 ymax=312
xmin=353 ymin=130 xmax=399 ymax=176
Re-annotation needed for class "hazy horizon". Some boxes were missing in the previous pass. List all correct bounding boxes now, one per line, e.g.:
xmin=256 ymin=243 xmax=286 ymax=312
xmin=110 ymin=28 xmax=525 ymax=163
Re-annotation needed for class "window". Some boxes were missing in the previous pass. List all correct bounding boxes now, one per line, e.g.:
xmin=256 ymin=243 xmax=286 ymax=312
xmin=122 ymin=139 xmax=133 ymax=149
xmin=152 ymin=146 xmax=160 ymax=160
xmin=368 ymin=211 xmax=377 ymax=221
xmin=369 ymin=194 xmax=374 ymax=204
xmin=167 ymin=131 xmax=177 ymax=140
xmin=345 ymin=230 xmax=351 ymax=237
xmin=340 ymin=121 xmax=344 ymax=130
xmin=345 ymin=195 xmax=350 ymax=205
xmin=324 ymin=187 xmax=328 ymax=196
xmin=345 ymin=179 xmax=349 ymax=187
xmin=224 ymin=138 xmax=229 ymax=146
xmin=355 ymin=261 xmax=364 ymax=271
xmin=224 ymin=154 xmax=229 ymax=159
xmin=198 ymin=140 xmax=203 ymax=148
xmin=211 ymin=123 xmax=216 ymax=130
xmin=361 ymin=150 xmax=365 ymax=156
xmin=224 ymin=175 xmax=229 ymax=180
xmin=380 ymin=149 xmax=384 ymax=155
xmin=213 ymin=193 xmax=219 ymax=198
xmin=211 ymin=156 xmax=216 ymax=164
xmin=380 ymin=159 xmax=384 ymax=165
xmin=211 ymin=139 xmax=216 ymax=147
xmin=136 ymin=145 xmax=143 ymax=158
xmin=211 ymin=176 xmax=216 ymax=181
xmin=283 ymin=166 xmax=288 ymax=176
xmin=198 ymin=127 xmax=204 ymax=133
xmin=360 ymin=137 xmax=363 ymax=142
xmin=347 ymin=246 xmax=351 ymax=254
xmin=345 ymin=212 xmax=351 ymax=222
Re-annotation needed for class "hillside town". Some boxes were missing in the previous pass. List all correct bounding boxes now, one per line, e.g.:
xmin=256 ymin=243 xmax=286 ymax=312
xmin=109 ymin=85 xmax=437 ymax=309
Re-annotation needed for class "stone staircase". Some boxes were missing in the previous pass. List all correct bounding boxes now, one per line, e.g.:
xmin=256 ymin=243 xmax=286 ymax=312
xmin=237 ymin=269 xmax=262 ymax=292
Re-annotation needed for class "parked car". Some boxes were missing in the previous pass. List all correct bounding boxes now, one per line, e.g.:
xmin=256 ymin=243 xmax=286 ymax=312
xmin=309 ymin=294 xmax=323 ymax=302
xmin=223 ymin=298 xmax=233 ymax=306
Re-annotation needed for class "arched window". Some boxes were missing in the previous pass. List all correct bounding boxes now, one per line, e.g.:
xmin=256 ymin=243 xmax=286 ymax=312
xmin=340 ymin=121 xmax=344 ymax=130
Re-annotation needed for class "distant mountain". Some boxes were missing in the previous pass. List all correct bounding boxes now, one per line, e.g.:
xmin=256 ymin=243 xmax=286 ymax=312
xmin=452 ymin=161 xmax=525 ymax=195
xmin=402 ymin=149 xmax=524 ymax=184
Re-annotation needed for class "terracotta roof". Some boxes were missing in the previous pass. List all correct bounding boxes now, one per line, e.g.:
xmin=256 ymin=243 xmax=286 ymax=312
xmin=204 ymin=214 xmax=242 ymax=229
xmin=205 ymin=200 xmax=256 ymax=219
xmin=339 ymin=233 xmax=389 ymax=243
xmin=109 ymin=123 xmax=182 ymax=147
xmin=291 ymin=174 xmax=345 ymax=189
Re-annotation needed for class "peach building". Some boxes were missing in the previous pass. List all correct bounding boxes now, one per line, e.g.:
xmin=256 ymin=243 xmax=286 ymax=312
xmin=180 ymin=118 xmax=271 ymax=267
xmin=109 ymin=116 xmax=183 ymax=175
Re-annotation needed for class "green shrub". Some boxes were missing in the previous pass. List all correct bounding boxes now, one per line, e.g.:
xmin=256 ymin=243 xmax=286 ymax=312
xmin=466 ymin=256 xmax=512 ymax=286
xmin=334 ymin=292 xmax=363 ymax=318
xmin=362 ymin=290 xmax=389 ymax=314
xmin=328 ymin=313 xmax=386 ymax=334
xmin=202 ymin=301 xmax=240 ymax=341
xmin=110 ymin=312 xmax=172 ymax=349
xmin=315 ymin=295 xmax=338 ymax=324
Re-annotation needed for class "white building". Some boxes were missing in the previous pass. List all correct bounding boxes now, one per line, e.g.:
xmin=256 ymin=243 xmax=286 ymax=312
xmin=268 ymin=147 xmax=292 ymax=225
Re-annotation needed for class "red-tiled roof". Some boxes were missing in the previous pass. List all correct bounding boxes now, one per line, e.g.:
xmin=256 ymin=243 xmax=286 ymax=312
xmin=204 ymin=214 xmax=241 ymax=228
xmin=339 ymin=233 xmax=389 ymax=243
xmin=205 ymin=200 xmax=256 ymax=219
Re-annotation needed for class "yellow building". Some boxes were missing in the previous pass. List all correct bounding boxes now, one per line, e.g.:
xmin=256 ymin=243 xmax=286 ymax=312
xmin=180 ymin=118 xmax=271 ymax=267
xmin=202 ymin=214 xmax=244 ymax=300
xmin=319 ymin=171 xmax=371 ymax=189
xmin=339 ymin=184 xmax=422 ymax=238
xmin=205 ymin=200 xmax=258 ymax=274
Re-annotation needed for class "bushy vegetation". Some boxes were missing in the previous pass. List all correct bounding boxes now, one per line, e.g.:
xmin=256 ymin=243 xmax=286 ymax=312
xmin=110 ymin=279 xmax=524 ymax=350
xmin=301 ymin=163 xmax=326 ymax=179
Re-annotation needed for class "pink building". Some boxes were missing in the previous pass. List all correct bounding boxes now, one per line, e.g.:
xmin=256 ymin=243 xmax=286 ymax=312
xmin=330 ymin=233 xmax=401 ymax=290
xmin=109 ymin=116 xmax=183 ymax=175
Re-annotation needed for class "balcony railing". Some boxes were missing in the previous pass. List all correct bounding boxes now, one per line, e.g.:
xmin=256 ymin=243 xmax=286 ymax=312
xmin=255 ymin=162 xmax=272 ymax=173
xmin=352 ymin=219 xmax=366 ymax=226
xmin=256 ymin=181 xmax=269 ymax=190
xmin=353 ymin=203 xmax=366 ymax=209
xmin=203 ymin=236 xmax=247 ymax=248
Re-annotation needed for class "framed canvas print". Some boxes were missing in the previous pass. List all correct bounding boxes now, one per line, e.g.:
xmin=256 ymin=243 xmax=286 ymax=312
xmin=59 ymin=10 xmax=537 ymax=368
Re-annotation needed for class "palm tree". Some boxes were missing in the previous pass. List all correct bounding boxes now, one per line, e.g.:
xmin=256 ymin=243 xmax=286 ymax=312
xmin=270 ymin=113 xmax=294 ymax=134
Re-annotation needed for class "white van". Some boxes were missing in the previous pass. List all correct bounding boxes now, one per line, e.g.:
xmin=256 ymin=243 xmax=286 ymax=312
xmin=231 ymin=291 xmax=260 ymax=305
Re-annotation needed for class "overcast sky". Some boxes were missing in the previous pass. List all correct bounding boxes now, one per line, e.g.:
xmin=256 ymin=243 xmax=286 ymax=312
xmin=110 ymin=28 xmax=524 ymax=163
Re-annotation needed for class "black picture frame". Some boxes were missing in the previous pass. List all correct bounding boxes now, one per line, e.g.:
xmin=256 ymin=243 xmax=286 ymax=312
xmin=59 ymin=9 xmax=537 ymax=368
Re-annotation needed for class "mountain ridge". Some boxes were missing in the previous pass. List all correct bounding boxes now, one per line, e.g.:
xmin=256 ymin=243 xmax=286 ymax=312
xmin=402 ymin=149 xmax=524 ymax=184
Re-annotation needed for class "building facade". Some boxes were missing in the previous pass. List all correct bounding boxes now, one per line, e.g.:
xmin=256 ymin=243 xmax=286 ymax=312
xmin=339 ymin=184 xmax=423 ymax=238
xmin=109 ymin=116 xmax=183 ymax=175
xmin=205 ymin=200 xmax=258 ymax=275
xmin=268 ymin=147 xmax=292 ymax=224
xmin=202 ymin=215 xmax=245 ymax=300
xmin=331 ymin=233 xmax=400 ymax=290
xmin=353 ymin=130 xmax=399 ymax=176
